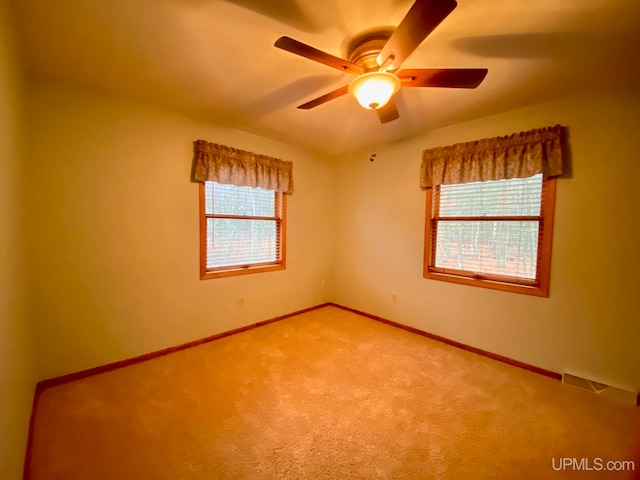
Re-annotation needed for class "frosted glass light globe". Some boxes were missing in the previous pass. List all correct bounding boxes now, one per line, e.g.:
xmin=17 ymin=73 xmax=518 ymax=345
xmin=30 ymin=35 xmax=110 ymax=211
xmin=349 ymin=72 xmax=401 ymax=110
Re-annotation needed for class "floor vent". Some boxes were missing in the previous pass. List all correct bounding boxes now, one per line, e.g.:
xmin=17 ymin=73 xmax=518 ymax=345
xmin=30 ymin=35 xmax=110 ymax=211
xmin=562 ymin=373 xmax=637 ymax=405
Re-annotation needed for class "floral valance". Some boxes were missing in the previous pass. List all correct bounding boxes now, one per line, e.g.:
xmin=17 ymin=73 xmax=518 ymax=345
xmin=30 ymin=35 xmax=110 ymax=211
xmin=192 ymin=140 xmax=294 ymax=194
xmin=420 ymin=125 xmax=567 ymax=188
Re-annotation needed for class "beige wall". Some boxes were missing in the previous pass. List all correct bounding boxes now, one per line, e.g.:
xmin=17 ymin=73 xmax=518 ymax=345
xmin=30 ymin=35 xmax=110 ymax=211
xmin=25 ymin=80 xmax=334 ymax=379
xmin=0 ymin=2 xmax=35 ymax=479
xmin=15 ymin=62 xmax=640 ymax=437
xmin=23 ymin=82 xmax=640 ymax=393
xmin=332 ymin=92 xmax=640 ymax=392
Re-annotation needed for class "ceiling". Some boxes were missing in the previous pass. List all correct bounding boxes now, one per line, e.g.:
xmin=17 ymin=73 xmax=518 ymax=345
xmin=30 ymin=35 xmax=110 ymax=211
xmin=9 ymin=0 xmax=640 ymax=156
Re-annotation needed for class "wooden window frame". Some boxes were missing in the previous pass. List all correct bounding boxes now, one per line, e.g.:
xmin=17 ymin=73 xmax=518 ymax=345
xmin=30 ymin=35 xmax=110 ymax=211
xmin=423 ymin=177 xmax=556 ymax=297
xmin=199 ymin=182 xmax=287 ymax=280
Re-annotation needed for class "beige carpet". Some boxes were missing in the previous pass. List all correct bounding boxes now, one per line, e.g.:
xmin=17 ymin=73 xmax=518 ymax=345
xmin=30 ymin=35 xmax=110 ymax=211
xmin=27 ymin=306 xmax=640 ymax=479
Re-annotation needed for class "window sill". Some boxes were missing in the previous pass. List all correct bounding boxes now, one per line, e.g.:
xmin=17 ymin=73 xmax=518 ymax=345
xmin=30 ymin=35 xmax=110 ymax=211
xmin=201 ymin=262 xmax=285 ymax=280
xmin=423 ymin=269 xmax=549 ymax=297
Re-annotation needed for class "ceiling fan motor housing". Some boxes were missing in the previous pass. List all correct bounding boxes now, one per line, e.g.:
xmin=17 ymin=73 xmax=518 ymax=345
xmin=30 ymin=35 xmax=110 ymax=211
xmin=348 ymin=36 xmax=392 ymax=71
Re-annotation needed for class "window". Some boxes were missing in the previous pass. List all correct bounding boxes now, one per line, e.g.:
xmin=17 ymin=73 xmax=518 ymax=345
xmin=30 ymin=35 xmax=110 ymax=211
xmin=424 ymin=174 xmax=556 ymax=296
xmin=199 ymin=181 xmax=286 ymax=279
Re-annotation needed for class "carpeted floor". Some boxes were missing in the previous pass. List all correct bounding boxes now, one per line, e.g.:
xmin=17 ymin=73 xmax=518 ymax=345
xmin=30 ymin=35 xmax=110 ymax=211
xmin=27 ymin=306 xmax=640 ymax=479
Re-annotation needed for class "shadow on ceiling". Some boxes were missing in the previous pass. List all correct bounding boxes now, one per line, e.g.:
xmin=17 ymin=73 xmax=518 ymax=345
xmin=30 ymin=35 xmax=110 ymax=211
xmin=222 ymin=0 xmax=321 ymax=33
xmin=245 ymin=74 xmax=343 ymax=118
xmin=451 ymin=32 xmax=640 ymax=60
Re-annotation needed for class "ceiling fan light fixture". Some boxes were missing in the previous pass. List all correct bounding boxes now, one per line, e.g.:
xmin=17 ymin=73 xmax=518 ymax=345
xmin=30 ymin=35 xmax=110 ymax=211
xmin=348 ymin=72 xmax=401 ymax=110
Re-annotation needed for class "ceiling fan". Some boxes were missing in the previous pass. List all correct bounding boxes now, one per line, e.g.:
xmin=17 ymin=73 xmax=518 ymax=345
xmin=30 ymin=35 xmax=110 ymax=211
xmin=274 ymin=0 xmax=488 ymax=123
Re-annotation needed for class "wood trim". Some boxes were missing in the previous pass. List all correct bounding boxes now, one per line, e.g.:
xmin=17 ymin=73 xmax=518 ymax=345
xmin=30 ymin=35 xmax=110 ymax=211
xmin=201 ymin=262 xmax=285 ymax=280
xmin=206 ymin=260 xmax=283 ymax=271
xmin=35 ymin=302 xmax=330 ymax=391
xmin=425 ymin=271 xmax=549 ymax=297
xmin=423 ymin=178 xmax=556 ymax=298
xmin=536 ymin=177 xmax=556 ymax=297
xmin=328 ymin=303 xmax=563 ymax=381
xmin=198 ymin=184 xmax=287 ymax=280
xmin=423 ymin=186 xmax=435 ymax=276
xmin=21 ymin=300 xmax=639 ymax=476
xmin=204 ymin=214 xmax=281 ymax=221
xmin=428 ymin=266 xmax=539 ymax=286
xmin=280 ymin=192 xmax=287 ymax=271
xmin=23 ymin=302 xmax=330 ymax=478
xmin=435 ymin=215 xmax=543 ymax=222
xmin=199 ymin=181 xmax=207 ymax=279
xmin=22 ymin=385 xmax=42 ymax=480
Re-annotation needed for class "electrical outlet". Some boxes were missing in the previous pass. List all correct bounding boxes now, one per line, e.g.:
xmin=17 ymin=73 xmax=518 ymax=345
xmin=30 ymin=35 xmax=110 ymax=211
xmin=320 ymin=280 xmax=326 ymax=289
xmin=238 ymin=296 xmax=245 ymax=307
xmin=392 ymin=293 xmax=398 ymax=303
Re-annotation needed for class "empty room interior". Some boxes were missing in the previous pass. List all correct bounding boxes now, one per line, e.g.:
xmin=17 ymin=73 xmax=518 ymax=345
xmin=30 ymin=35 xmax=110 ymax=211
xmin=2 ymin=0 xmax=640 ymax=478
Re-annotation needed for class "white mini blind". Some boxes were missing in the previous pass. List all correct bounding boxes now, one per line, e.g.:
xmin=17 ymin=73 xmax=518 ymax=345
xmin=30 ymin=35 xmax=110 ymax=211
xmin=206 ymin=219 xmax=277 ymax=268
xmin=205 ymin=182 xmax=275 ymax=216
xmin=431 ymin=174 xmax=544 ymax=281
xmin=204 ymin=182 xmax=282 ymax=269
xmin=439 ymin=175 xmax=542 ymax=217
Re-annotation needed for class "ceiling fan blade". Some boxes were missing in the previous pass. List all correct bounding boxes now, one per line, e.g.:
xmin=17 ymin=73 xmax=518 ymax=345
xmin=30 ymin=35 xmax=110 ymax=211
xmin=297 ymin=85 xmax=350 ymax=110
xmin=398 ymin=68 xmax=488 ymax=88
xmin=377 ymin=0 xmax=457 ymax=71
xmin=275 ymin=36 xmax=365 ymax=75
xmin=376 ymin=99 xmax=400 ymax=123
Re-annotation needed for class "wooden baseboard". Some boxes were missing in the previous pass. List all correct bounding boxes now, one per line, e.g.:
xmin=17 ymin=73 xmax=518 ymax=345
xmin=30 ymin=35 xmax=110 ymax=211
xmin=22 ymin=383 xmax=40 ymax=480
xmin=22 ymin=300 xmax=638 ymax=478
xmin=328 ymin=303 xmax=563 ymax=381
xmin=36 ymin=303 xmax=332 ymax=390
xmin=34 ymin=301 xmax=636 ymax=396
xmin=23 ymin=302 xmax=331 ymax=479
xmin=332 ymin=303 xmax=640 ymax=405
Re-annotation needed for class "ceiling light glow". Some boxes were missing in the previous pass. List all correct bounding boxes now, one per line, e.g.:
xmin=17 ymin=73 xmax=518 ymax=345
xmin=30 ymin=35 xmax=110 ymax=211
xmin=349 ymin=72 xmax=401 ymax=110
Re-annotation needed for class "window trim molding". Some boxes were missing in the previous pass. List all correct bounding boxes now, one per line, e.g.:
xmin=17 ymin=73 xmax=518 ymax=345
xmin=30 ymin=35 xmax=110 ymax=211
xmin=199 ymin=182 xmax=287 ymax=280
xmin=423 ymin=177 xmax=556 ymax=297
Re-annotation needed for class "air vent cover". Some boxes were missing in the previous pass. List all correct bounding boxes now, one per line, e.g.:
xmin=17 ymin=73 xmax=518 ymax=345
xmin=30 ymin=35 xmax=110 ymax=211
xmin=562 ymin=373 xmax=637 ymax=405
